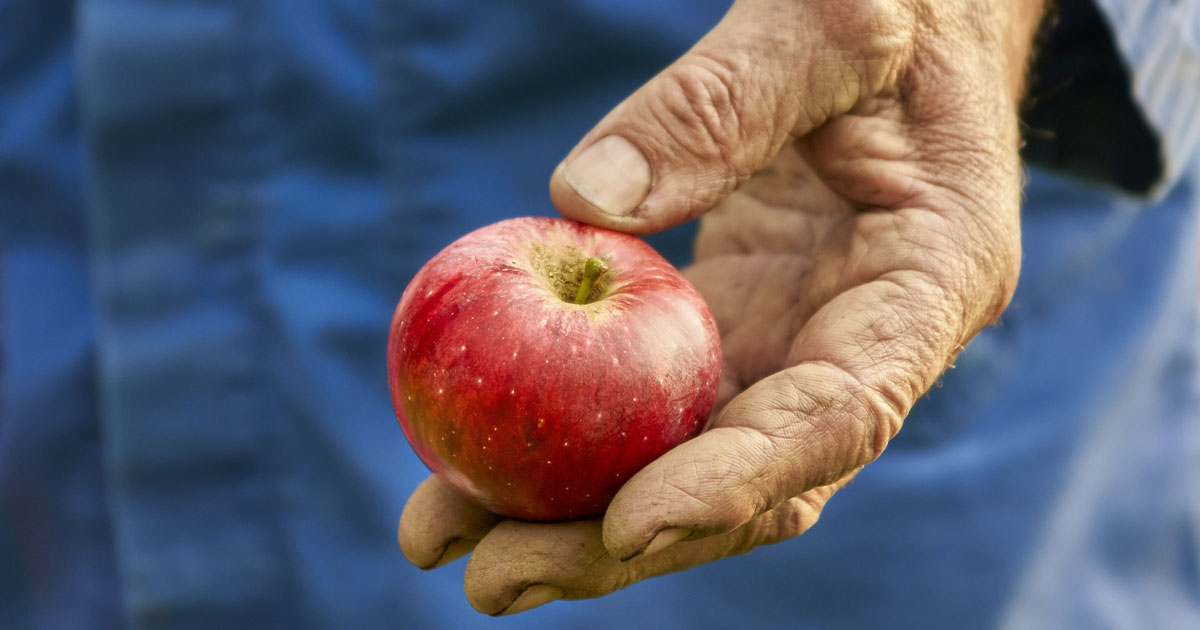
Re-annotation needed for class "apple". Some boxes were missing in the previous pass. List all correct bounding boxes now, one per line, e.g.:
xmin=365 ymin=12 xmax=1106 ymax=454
xmin=388 ymin=217 xmax=721 ymax=521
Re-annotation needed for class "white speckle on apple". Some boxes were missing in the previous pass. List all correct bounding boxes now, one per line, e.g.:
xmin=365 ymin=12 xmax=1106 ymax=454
xmin=425 ymin=290 xmax=433 ymax=297
xmin=486 ymin=436 xmax=492 ymax=442
xmin=632 ymin=397 xmax=638 ymax=402
xmin=537 ymin=418 xmax=545 ymax=428
xmin=460 ymin=345 xmax=466 ymax=351
xmin=437 ymin=388 xmax=444 ymax=395
xmin=512 ymin=352 xmax=517 ymax=359
xmin=611 ymin=357 xmax=619 ymax=365
xmin=643 ymin=436 xmax=649 ymax=441
xmin=620 ymin=431 xmax=626 ymax=438
xmin=546 ymin=460 xmax=552 ymax=465
xmin=562 ymin=440 xmax=569 ymax=447
xmin=492 ymin=426 xmax=498 ymax=431
xmin=493 ymin=311 xmax=499 ymax=316
xmin=476 ymin=378 xmax=482 ymax=385
xmin=509 ymin=389 xmax=515 ymax=395
xmin=526 ymin=442 xmax=533 ymax=447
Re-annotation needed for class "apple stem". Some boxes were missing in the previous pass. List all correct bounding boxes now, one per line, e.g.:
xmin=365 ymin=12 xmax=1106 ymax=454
xmin=573 ymin=257 xmax=609 ymax=305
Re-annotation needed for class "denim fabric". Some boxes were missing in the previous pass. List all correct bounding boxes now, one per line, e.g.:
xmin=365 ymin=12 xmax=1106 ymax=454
xmin=1 ymin=1 xmax=1196 ymax=628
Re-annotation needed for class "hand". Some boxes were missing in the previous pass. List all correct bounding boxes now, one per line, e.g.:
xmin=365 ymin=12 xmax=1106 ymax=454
xmin=399 ymin=0 xmax=1046 ymax=615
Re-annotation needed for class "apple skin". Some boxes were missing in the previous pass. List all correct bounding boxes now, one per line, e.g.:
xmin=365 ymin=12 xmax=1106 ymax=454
xmin=388 ymin=217 xmax=721 ymax=521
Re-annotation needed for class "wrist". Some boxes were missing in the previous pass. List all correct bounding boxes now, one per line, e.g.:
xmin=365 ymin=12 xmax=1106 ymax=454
xmin=904 ymin=0 xmax=1051 ymax=102
xmin=1004 ymin=0 xmax=1053 ymax=99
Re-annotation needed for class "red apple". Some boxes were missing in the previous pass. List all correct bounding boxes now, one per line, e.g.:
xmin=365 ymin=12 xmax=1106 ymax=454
xmin=388 ymin=217 xmax=721 ymax=521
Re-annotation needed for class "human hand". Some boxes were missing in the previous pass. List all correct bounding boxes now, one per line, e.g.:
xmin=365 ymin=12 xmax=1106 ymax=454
xmin=399 ymin=0 xmax=1046 ymax=615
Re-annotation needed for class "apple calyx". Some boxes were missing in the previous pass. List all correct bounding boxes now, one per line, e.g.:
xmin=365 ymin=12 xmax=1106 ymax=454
xmin=529 ymin=243 xmax=613 ymax=304
xmin=573 ymin=257 xmax=610 ymax=305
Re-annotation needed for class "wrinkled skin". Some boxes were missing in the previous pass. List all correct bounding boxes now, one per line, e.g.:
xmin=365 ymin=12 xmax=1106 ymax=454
xmin=399 ymin=0 xmax=1047 ymax=616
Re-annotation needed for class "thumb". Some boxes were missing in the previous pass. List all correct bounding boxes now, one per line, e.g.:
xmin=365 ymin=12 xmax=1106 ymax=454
xmin=549 ymin=0 xmax=911 ymax=234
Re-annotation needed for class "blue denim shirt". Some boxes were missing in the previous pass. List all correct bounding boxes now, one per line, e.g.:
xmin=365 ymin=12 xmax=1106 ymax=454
xmin=1 ymin=1 xmax=1197 ymax=628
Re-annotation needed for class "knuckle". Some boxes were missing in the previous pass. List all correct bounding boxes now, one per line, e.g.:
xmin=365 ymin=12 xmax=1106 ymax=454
xmin=770 ymin=496 xmax=824 ymax=540
xmin=663 ymin=438 xmax=765 ymax=531
xmin=775 ymin=501 xmax=810 ymax=541
xmin=744 ymin=488 xmax=838 ymax=552
xmin=777 ymin=364 xmax=898 ymax=474
xmin=843 ymin=276 xmax=955 ymax=425
xmin=795 ymin=356 xmax=906 ymax=467
xmin=937 ymin=198 xmax=1022 ymax=330
xmin=649 ymin=56 xmax=755 ymax=181
xmin=816 ymin=0 xmax=914 ymax=83
xmin=885 ymin=205 xmax=1020 ymax=339
xmin=986 ymin=216 xmax=1022 ymax=322
xmin=844 ymin=370 xmax=904 ymax=463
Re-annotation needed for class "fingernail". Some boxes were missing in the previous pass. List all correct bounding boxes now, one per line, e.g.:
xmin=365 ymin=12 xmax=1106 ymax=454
xmin=496 ymin=584 xmax=563 ymax=616
xmin=426 ymin=538 xmax=476 ymax=570
xmin=560 ymin=135 xmax=651 ymax=216
xmin=625 ymin=527 xmax=690 ymax=562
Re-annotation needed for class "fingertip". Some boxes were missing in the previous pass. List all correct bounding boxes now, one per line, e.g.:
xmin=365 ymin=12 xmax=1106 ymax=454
xmin=399 ymin=530 xmax=476 ymax=571
xmin=600 ymin=491 xmax=669 ymax=561
xmin=492 ymin=584 xmax=563 ymax=616
xmin=602 ymin=426 xmax=783 ymax=559
xmin=548 ymin=164 xmax=597 ymax=225
xmin=396 ymin=517 xmax=438 ymax=570
xmin=551 ymin=137 xmax=698 ymax=236
xmin=464 ymin=520 xmax=602 ymax=615
xmin=397 ymin=476 xmax=500 ymax=570
xmin=552 ymin=134 xmax=651 ymax=217
xmin=616 ymin=527 xmax=691 ymax=563
xmin=432 ymin=538 xmax=479 ymax=570
xmin=602 ymin=486 xmax=698 ymax=561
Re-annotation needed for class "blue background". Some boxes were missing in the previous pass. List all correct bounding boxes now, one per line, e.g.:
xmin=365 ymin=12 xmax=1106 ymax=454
xmin=1 ymin=1 xmax=1196 ymax=628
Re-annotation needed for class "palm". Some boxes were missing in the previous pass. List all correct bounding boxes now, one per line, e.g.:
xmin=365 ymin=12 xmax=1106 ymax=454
xmin=684 ymin=126 xmax=955 ymax=421
xmin=685 ymin=143 xmax=856 ymax=413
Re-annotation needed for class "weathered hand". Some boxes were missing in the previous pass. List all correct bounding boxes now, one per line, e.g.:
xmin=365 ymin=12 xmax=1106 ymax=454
xmin=399 ymin=0 xmax=1046 ymax=615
